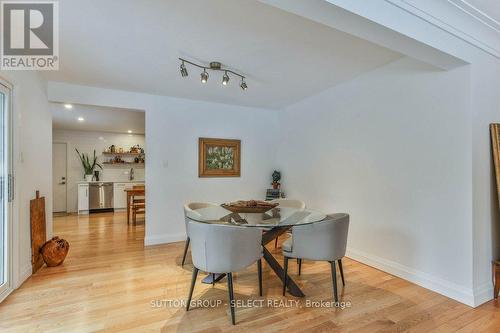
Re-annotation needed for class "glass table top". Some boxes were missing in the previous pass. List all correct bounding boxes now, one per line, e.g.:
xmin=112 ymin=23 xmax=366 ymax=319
xmin=186 ymin=205 xmax=327 ymax=227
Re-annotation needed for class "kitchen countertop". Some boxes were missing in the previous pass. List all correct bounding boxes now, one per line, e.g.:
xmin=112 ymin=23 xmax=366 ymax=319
xmin=76 ymin=180 xmax=145 ymax=184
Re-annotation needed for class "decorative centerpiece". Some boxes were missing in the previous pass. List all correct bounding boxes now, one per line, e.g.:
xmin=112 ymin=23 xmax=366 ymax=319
xmin=271 ymin=170 xmax=281 ymax=189
xmin=75 ymin=149 xmax=102 ymax=181
xmin=40 ymin=236 xmax=69 ymax=267
xmin=222 ymin=200 xmax=278 ymax=213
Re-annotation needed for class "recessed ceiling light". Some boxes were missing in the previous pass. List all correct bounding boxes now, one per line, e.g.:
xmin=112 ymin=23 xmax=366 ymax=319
xmin=64 ymin=104 xmax=73 ymax=109
xmin=127 ymin=130 xmax=132 ymax=133
xmin=77 ymin=117 xmax=84 ymax=122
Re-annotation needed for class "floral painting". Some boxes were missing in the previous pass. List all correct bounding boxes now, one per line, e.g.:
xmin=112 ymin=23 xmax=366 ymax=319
xmin=199 ymin=138 xmax=241 ymax=177
xmin=206 ymin=146 xmax=234 ymax=170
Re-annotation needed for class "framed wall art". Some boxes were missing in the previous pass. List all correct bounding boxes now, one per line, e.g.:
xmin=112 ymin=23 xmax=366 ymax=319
xmin=198 ymin=137 xmax=241 ymax=177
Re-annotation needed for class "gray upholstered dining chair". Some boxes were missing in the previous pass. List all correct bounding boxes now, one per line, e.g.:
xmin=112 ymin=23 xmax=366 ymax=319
xmin=186 ymin=221 xmax=263 ymax=325
xmin=182 ymin=202 xmax=218 ymax=266
xmin=281 ymin=213 xmax=349 ymax=302
xmin=269 ymin=198 xmax=306 ymax=248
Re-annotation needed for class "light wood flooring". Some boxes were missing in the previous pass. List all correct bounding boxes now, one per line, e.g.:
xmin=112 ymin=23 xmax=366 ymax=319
xmin=0 ymin=212 xmax=499 ymax=332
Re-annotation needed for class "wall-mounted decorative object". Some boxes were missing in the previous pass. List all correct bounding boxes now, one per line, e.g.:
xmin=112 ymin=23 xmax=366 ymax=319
xmin=179 ymin=58 xmax=248 ymax=90
xmin=199 ymin=138 xmax=241 ymax=177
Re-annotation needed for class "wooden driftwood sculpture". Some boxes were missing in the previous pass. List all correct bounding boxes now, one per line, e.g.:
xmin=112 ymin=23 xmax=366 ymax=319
xmin=40 ymin=237 xmax=69 ymax=267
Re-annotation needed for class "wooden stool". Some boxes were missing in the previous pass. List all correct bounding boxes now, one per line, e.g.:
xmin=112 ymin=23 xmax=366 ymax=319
xmin=131 ymin=186 xmax=145 ymax=225
xmin=494 ymin=260 xmax=500 ymax=299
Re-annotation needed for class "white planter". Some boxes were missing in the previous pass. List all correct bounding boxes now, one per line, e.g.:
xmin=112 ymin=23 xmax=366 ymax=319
xmin=85 ymin=174 xmax=93 ymax=182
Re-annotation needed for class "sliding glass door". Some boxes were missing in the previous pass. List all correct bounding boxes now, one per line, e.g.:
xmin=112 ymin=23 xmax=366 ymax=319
xmin=0 ymin=80 xmax=12 ymax=299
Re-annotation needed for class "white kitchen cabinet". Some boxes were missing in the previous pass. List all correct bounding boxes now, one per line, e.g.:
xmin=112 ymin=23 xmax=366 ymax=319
xmin=113 ymin=183 xmax=128 ymax=209
xmin=78 ymin=183 xmax=89 ymax=214
xmin=113 ymin=182 xmax=144 ymax=209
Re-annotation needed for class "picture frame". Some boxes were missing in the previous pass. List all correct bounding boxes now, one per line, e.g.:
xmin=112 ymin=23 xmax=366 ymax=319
xmin=198 ymin=137 xmax=241 ymax=177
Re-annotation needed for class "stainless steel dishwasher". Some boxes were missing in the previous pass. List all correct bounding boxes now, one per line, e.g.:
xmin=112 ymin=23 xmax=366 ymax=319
xmin=89 ymin=182 xmax=114 ymax=212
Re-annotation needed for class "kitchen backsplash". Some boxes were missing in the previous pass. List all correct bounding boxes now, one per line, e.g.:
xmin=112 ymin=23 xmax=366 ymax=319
xmin=99 ymin=167 xmax=145 ymax=182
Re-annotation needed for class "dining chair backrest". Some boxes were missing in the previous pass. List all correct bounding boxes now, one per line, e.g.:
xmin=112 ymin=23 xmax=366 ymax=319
xmin=188 ymin=221 xmax=262 ymax=273
xmin=183 ymin=202 xmax=218 ymax=235
xmin=270 ymin=199 xmax=306 ymax=210
xmin=132 ymin=186 xmax=145 ymax=201
xmin=291 ymin=213 xmax=349 ymax=261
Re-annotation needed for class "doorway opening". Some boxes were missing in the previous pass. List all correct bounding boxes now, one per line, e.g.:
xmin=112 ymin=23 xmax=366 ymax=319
xmin=50 ymin=103 xmax=146 ymax=240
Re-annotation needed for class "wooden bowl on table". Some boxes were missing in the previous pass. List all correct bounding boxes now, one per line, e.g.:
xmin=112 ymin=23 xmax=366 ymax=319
xmin=221 ymin=200 xmax=279 ymax=214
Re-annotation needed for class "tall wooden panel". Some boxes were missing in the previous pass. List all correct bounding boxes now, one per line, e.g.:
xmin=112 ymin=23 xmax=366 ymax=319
xmin=30 ymin=190 xmax=46 ymax=274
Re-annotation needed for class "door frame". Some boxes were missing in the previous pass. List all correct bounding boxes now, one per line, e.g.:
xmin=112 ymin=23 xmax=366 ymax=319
xmin=0 ymin=77 xmax=14 ymax=303
xmin=52 ymin=141 xmax=68 ymax=213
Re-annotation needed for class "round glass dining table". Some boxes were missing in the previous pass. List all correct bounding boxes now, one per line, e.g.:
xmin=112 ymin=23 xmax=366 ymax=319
xmin=186 ymin=205 xmax=328 ymax=297
xmin=186 ymin=206 xmax=326 ymax=227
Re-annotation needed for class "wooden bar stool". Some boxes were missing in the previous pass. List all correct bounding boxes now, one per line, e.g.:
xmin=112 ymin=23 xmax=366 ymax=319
xmin=132 ymin=185 xmax=145 ymax=225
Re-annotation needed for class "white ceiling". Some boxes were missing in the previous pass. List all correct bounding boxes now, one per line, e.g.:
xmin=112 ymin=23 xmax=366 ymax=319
xmin=42 ymin=0 xmax=401 ymax=109
xmin=51 ymin=103 xmax=145 ymax=134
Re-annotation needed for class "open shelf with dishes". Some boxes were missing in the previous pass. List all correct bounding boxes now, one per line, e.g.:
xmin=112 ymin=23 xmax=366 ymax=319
xmin=102 ymin=152 xmax=143 ymax=156
xmin=102 ymin=162 xmax=145 ymax=167
xmin=102 ymin=145 xmax=145 ymax=165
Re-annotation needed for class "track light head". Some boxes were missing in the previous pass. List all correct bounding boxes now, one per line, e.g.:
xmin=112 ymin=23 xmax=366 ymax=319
xmin=222 ymin=71 xmax=230 ymax=86
xmin=180 ymin=62 xmax=188 ymax=77
xmin=201 ymin=69 xmax=209 ymax=83
xmin=240 ymin=79 xmax=247 ymax=91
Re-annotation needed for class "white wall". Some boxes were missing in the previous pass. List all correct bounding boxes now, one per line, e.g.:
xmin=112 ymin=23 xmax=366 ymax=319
xmin=277 ymin=57 xmax=474 ymax=304
xmin=470 ymin=55 xmax=500 ymax=305
xmin=266 ymin=0 xmax=500 ymax=307
xmin=0 ymin=71 xmax=52 ymax=290
xmin=52 ymin=129 xmax=145 ymax=212
xmin=47 ymin=83 xmax=280 ymax=245
xmin=145 ymin=100 xmax=279 ymax=245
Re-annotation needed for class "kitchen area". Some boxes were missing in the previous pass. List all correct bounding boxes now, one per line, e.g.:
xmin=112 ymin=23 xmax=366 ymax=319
xmin=51 ymin=103 xmax=146 ymax=219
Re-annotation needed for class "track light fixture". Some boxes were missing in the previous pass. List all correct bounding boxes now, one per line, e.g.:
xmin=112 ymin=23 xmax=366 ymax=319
xmin=201 ymin=69 xmax=209 ymax=83
xmin=222 ymin=71 xmax=229 ymax=86
xmin=240 ymin=79 xmax=247 ymax=90
xmin=179 ymin=58 xmax=247 ymax=90
xmin=180 ymin=61 xmax=188 ymax=77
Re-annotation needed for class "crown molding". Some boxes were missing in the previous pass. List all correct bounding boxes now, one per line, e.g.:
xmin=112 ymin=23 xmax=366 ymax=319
xmin=384 ymin=0 xmax=500 ymax=59
xmin=448 ymin=0 xmax=500 ymax=33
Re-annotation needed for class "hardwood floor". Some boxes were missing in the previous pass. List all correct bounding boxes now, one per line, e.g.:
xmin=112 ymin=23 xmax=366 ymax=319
xmin=0 ymin=212 xmax=499 ymax=332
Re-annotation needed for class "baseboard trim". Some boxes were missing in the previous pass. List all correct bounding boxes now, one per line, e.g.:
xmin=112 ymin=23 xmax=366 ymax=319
xmin=144 ymin=232 xmax=186 ymax=246
xmin=473 ymin=282 xmax=494 ymax=307
xmin=346 ymin=247 xmax=476 ymax=307
xmin=0 ymin=286 xmax=13 ymax=303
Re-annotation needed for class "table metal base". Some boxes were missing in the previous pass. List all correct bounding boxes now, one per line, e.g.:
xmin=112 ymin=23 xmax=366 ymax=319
xmin=202 ymin=273 xmax=226 ymax=284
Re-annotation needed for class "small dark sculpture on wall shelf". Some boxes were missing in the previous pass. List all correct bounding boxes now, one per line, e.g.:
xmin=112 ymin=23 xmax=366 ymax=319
xmin=271 ymin=170 xmax=281 ymax=189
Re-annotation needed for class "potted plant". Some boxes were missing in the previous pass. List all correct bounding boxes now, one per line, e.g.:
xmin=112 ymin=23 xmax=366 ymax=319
xmin=75 ymin=149 xmax=102 ymax=182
